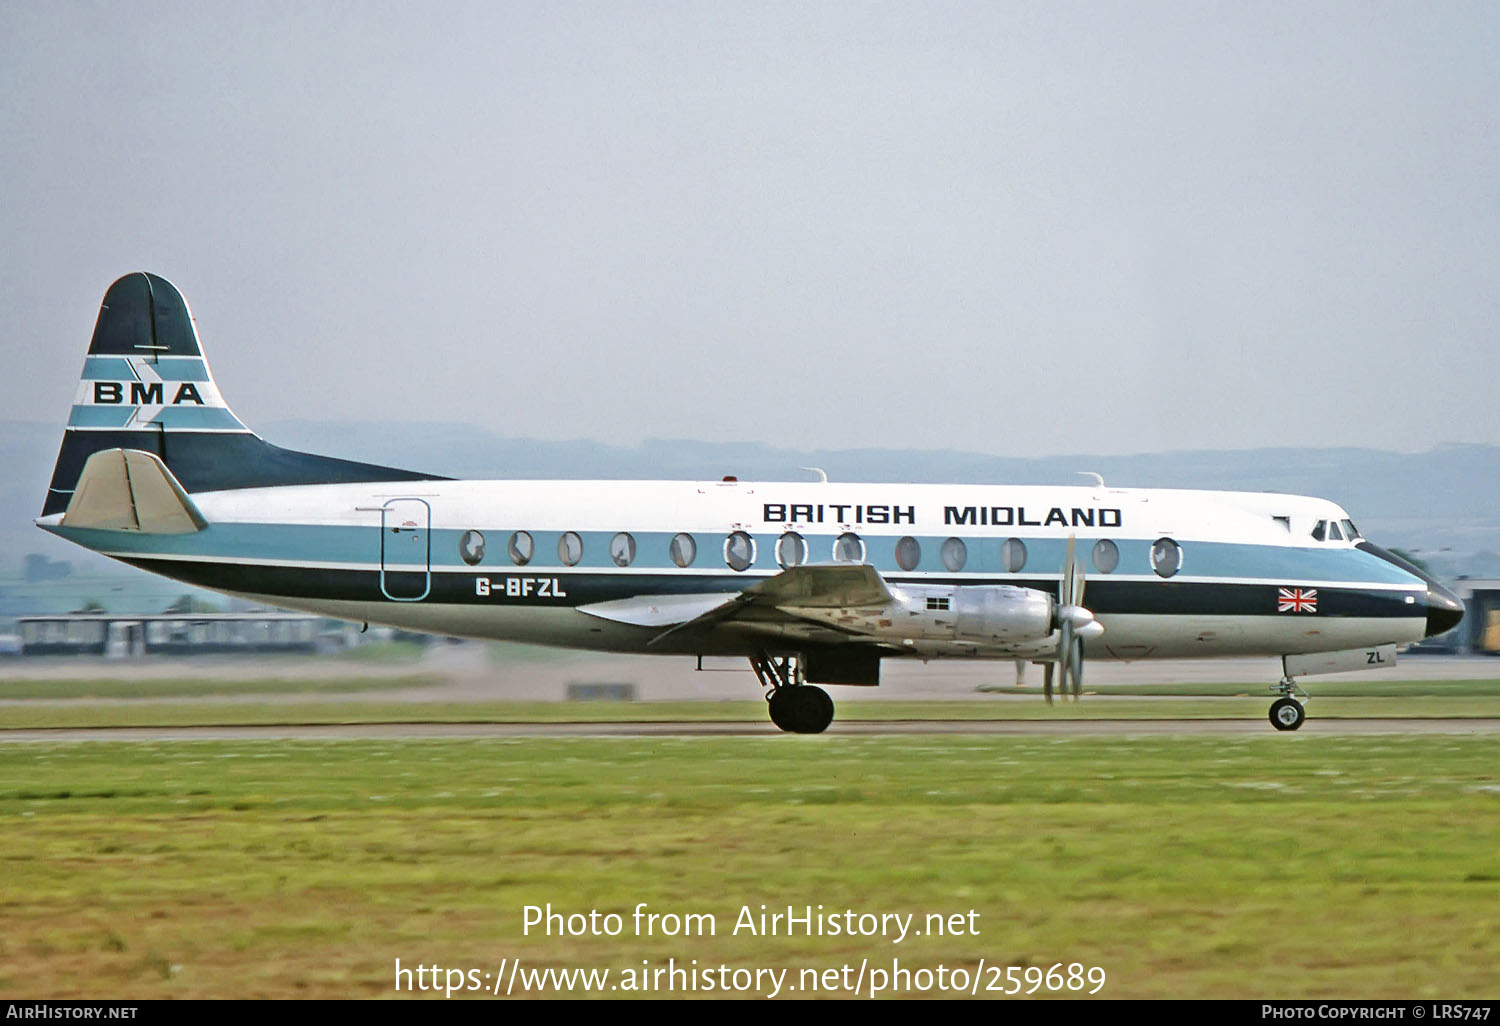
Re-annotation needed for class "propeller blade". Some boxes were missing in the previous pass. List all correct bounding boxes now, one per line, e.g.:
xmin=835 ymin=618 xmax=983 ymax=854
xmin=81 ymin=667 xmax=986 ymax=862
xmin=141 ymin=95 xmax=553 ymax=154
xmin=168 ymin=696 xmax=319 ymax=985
xmin=1042 ymin=660 xmax=1055 ymax=705
xmin=1070 ymin=634 xmax=1084 ymax=699
xmin=1061 ymin=534 xmax=1079 ymax=608
xmin=1057 ymin=534 xmax=1089 ymax=701
xmin=1057 ymin=619 xmax=1074 ymax=702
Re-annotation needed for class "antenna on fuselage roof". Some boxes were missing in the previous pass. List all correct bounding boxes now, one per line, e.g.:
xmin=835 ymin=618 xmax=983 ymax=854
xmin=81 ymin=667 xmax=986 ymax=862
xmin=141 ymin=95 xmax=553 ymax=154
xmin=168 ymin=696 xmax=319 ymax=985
xmin=1077 ymin=471 xmax=1105 ymax=488
xmin=801 ymin=467 xmax=829 ymax=483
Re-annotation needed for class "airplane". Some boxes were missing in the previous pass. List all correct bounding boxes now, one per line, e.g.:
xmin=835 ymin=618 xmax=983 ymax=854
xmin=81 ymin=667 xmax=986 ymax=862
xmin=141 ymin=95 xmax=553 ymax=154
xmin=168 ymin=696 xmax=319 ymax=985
xmin=37 ymin=273 xmax=1465 ymax=733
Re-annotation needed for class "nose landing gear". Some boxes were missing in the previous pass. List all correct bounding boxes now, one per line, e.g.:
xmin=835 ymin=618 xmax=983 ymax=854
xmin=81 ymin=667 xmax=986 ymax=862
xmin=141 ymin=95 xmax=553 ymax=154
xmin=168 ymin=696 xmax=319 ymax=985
xmin=1268 ymin=676 xmax=1310 ymax=731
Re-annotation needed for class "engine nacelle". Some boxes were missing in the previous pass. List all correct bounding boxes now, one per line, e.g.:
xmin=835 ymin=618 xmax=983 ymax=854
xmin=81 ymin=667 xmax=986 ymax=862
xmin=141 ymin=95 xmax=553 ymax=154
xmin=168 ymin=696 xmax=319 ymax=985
xmin=889 ymin=583 xmax=1056 ymax=644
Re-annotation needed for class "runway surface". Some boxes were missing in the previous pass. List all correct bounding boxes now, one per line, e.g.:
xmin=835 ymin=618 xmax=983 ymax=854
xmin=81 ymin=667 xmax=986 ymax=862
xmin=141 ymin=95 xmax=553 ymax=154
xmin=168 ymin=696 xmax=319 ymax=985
xmin=5 ymin=718 xmax=1500 ymax=742
xmin=6 ymin=647 xmax=1498 ymax=706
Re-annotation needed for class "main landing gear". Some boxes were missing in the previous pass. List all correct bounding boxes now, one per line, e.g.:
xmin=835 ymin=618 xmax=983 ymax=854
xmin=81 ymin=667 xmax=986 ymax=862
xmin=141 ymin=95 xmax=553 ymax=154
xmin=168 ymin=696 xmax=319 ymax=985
xmin=749 ymin=652 xmax=834 ymax=734
xmin=1268 ymin=677 xmax=1309 ymax=732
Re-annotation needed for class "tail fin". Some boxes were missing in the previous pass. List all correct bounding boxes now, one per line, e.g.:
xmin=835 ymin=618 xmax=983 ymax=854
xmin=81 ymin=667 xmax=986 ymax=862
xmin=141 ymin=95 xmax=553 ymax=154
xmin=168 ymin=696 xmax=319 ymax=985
xmin=42 ymin=273 xmax=444 ymax=516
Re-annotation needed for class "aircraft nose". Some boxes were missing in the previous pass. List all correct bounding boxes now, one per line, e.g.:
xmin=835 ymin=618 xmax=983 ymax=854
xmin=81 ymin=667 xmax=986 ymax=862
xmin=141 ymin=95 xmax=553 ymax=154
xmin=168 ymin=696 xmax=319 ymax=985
xmin=1424 ymin=582 xmax=1464 ymax=638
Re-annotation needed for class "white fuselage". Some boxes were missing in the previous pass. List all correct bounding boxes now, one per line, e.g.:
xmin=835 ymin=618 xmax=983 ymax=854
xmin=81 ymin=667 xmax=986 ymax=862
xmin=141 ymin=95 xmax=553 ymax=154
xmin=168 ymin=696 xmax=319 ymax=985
xmin=45 ymin=477 xmax=1432 ymax=662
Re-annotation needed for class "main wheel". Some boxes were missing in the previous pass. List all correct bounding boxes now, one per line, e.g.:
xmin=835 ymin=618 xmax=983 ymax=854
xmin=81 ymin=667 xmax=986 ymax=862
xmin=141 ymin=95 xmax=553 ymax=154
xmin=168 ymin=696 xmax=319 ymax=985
xmin=1269 ymin=697 xmax=1305 ymax=732
xmin=767 ymin=688 xmax=795 ymax=732
xmin=767 ymin=686 xmax=834 ymax=734
xmin=800 ymin=686 xmax=834 ymax=734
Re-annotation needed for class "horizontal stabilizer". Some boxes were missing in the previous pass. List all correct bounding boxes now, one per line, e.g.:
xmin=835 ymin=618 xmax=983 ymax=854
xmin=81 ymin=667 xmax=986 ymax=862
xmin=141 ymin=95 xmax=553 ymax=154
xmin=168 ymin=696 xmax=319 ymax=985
xmin=61 ymin=448 xmax=207 ymax=533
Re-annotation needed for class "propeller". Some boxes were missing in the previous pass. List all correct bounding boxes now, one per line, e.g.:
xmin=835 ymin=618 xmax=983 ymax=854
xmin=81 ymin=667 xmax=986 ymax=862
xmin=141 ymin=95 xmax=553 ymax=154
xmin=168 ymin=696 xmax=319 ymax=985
xmin=1051 ymin=534 xmax=1097 ymax=702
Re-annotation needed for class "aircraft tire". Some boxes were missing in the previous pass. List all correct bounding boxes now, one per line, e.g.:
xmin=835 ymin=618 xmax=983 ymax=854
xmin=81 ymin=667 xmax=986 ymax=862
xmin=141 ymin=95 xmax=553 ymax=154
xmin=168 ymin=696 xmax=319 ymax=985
xmin=767 ymin=689 xmax=795 ymax=732
xmin=1269 ymin=697 xmax=1305 ymax=732
xmin=800 ymin=686 xmax=834 ymax=734
xmin=768 ymin=686 xmax=833 ymax=734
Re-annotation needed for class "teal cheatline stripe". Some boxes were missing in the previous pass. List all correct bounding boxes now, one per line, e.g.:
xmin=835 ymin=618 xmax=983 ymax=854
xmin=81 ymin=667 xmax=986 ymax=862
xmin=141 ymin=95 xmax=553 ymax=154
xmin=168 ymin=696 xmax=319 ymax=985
xmin=67 ymin=405 xmax=138 ymax=429
xmin=146 ymin=407 xmax=246 ymax=430
xmin=80 ymin=357 xmax=135 ymax=380
xmin=82 ymin=355 xmax=211 ymax=382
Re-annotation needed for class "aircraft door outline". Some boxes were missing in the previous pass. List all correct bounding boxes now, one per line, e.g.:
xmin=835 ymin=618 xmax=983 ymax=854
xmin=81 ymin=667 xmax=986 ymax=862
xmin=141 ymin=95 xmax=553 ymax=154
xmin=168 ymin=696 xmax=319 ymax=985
xmin=376 ymin=497 xmax=431 ymax=602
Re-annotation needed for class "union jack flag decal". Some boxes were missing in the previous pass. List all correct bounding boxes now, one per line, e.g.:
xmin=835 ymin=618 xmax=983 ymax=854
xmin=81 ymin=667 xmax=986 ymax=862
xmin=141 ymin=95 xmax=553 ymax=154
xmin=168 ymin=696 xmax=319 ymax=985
xmin=1278 ymin=587 xmax=1318 ymax=613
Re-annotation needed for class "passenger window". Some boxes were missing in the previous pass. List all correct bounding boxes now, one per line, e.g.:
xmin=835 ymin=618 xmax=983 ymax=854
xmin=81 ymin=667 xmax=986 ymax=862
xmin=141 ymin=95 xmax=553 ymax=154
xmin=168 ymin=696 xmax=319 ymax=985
xmin=833 ymin=532 xmax=864 ymax=563
xmin=508 ymin=531 xmax=534 ymax=566
xmin=1001 ymin=537 xmax=1027 ymax=573
xmin=776 ymin=532 xmax=808 ymax=569
xmin=940 ymin=537 xmax=967 ymax=572
xmin=669 ymin=532 xmax=697 ymax=568
xmin=725 ymin=531 xmax=756 ymax=572
xmin=1150 ymin=537 xmax=1182 ymax=578
xmin=609 ymin=532 xmax=636 ymax=567
xmin=558 ymin=531 xmax=583 ymax=566
xmin=1092 ymin=539 xmax=1119 ymax=574
xmin=894 ymin=536 xmax=921 ymax=572
xmin=459 ymin=530 xmax=486 ymax=566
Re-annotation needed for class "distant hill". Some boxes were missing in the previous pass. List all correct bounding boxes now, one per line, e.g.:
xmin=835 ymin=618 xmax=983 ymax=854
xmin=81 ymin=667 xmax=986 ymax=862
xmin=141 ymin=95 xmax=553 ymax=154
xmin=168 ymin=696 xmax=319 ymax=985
xmin=4 ymin=419 xmax=1497 ymax=618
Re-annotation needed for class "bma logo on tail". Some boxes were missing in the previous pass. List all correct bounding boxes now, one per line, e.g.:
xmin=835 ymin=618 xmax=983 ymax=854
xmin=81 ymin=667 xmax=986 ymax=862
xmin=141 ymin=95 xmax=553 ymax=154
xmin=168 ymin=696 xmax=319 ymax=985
xmin=68 ymin=354 xmax=246 ymax=433
xmin=93 ymin=381 xmax=205 ymax=406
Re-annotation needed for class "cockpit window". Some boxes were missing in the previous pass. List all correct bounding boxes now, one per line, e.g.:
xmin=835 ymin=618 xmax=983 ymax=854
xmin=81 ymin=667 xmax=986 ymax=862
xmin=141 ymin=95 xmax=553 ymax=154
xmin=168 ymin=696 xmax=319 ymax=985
xmin=1342 ymin=519 xmax=1360 ymax=539
xmin=1311 ymin=520 xmax=1326 ymax=542
xmin=1327 ymin=521 xmax=1344 ymax=542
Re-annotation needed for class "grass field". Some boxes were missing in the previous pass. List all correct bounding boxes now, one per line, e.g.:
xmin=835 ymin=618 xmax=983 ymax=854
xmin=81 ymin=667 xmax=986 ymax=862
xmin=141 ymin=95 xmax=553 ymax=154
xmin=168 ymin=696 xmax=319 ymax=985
xmin=1 ymin=733 xmax=1497 ymax=999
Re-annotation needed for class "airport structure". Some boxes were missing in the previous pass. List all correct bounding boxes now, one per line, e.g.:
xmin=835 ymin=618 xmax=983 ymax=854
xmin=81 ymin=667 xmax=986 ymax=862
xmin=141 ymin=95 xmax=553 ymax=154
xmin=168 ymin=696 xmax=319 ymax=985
xmin=17 ymin=612 xmax=325 ymax=657
xmin=1454 ymin=580 xmax=1500 ymax=655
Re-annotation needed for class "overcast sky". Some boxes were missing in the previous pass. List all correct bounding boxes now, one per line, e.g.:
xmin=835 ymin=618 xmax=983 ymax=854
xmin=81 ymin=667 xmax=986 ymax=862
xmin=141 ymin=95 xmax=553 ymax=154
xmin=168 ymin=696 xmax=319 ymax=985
xmin=3 ymin=1 xmax=1496 ymax=459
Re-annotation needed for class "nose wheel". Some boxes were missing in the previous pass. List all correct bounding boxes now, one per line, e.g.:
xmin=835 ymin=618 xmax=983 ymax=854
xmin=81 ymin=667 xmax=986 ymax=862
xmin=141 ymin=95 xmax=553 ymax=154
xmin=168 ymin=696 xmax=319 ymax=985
xmin=1269 ymin=697 xmax=1305 ymax=731
xmin=750 ymin=652 xmax=835 ymax=734
xmin=1268 ymin=676 xmax=1310 ymax=731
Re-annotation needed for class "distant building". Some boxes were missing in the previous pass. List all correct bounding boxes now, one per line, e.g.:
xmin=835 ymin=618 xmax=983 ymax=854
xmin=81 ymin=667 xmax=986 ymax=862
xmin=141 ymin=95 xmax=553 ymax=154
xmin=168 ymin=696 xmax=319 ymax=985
xmin=1455 ymin=580 xmax=1500 ymax=655
xmin=18 ymin=613 xmax=325 ymax=657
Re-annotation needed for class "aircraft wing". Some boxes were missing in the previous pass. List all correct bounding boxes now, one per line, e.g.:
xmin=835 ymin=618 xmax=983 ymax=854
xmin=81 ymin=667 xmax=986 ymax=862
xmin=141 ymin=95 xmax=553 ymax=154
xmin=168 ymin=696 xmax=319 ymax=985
xmin=740 ymin=561 xmax=894 ymax=608
xmin=576 ymin=562 xmax=897 ymax=646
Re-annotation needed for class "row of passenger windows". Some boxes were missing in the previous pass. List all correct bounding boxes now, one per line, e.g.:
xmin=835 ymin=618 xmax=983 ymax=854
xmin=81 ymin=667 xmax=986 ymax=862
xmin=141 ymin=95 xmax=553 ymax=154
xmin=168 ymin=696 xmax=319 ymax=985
xmin=458 ymin=529 xmax=1186 ymax=578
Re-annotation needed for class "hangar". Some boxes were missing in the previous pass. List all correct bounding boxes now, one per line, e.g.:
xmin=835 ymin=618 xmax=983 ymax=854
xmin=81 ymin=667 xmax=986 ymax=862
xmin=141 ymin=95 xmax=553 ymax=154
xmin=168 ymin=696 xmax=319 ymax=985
xmin=1454 ymin=580 xmax=1500 ymax=655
